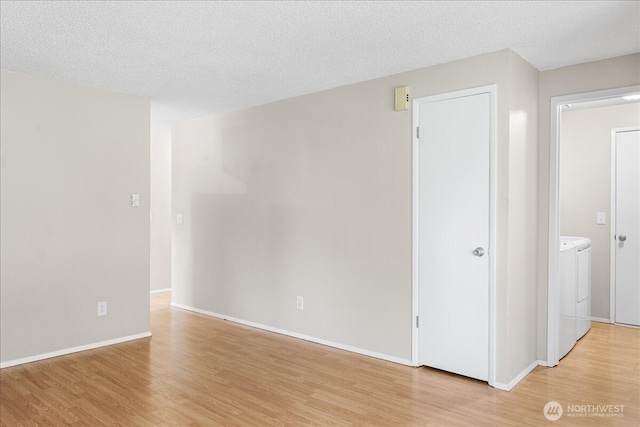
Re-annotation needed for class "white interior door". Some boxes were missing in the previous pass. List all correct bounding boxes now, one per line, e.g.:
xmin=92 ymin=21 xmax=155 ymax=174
xmin=614 ymin=128 xmax=640 ymax=327
xmin=417 ymin=90 xmax=490 ymax=381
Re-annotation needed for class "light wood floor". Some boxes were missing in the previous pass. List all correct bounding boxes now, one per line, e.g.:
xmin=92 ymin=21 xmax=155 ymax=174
xmin=1 ymin=292 xmax=638 ymax=426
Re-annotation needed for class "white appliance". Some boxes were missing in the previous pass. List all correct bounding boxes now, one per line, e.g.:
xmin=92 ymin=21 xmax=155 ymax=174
xmin=559 ymin=239 xmax=577 ymax=360
xmin=558 ymin=236 xmax=592 ymax=360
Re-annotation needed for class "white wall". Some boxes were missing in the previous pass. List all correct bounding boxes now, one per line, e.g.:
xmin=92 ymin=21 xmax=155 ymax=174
xmin=0 ymin=70 xmax=151 ymax=365
xmin=537 ymin=53 xmax=640 ymax=360
xmin=560 ymin=102 xmax=640 ymax=320
xmin=151 ymin=132 xmax=172 ymax=292
xmin=172 ymin=49 xmax=540 ymax=386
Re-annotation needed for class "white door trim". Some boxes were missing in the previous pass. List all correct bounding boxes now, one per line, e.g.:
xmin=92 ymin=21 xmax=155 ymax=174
xmin=411 ymin=84 xmax=497 ymax=387
xmin=546 ymin=85 xmax=640 ymax=366
xmin=610 ymin=126 xmax=640 ymax=325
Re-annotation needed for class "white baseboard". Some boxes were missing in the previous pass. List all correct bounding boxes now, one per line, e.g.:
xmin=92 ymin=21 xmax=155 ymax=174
xmin=170 ymin=302 xmax=413 ymax=367
xmin=150 ymin=288 xmax=171 ymax=294
xmin=614 ymin=322 xmax=640 ymax=330
xmin=590 ymin=316 xmax=610 ymax=324
xmin=0 ymin=332 xmax=152 ymax=369
xmin=493 ymin=360 xmax=540 ymax=391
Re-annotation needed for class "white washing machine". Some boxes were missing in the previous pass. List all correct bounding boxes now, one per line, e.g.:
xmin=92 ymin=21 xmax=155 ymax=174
xmin=559 ymin=239 xmax=577 ymax=359
xmin=574 ymin=238 xmax=592 ymax=339
xmin=558 ymin=236 xmax=592 ymax=360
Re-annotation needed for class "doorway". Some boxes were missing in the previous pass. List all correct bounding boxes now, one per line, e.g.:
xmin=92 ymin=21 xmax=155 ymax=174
xmin=412 ymin=85 xmax=496 ymax=385
xmin=547 ymin=85 xmax=640 ymax=366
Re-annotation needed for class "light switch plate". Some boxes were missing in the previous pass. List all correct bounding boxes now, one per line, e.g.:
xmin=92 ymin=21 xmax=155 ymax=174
xmin=131 ymin=193 xmax=140 ymax=207
xmin=596 ymin=212 xmax=606 ymax=225
xmin=177 ymin=213 xmax=183 ymax=224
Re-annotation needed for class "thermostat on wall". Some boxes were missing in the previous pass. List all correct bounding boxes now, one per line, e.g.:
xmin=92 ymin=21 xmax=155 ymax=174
xmin=395 ymin=86 xmax=410 ymax=111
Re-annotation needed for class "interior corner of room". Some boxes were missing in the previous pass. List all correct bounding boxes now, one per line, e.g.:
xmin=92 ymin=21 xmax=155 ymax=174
xmin=1 ymin=6 xmax=639 ymax=402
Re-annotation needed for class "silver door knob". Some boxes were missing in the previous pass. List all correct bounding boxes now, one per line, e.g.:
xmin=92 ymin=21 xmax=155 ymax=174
xmin=619 ymin=235 xmax=627 ymax=242
xmin=473 ymin=247 xmax=485 ymax=257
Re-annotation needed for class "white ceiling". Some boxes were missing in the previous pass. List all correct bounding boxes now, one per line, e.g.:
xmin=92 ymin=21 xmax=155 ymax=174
xmin=1 ymin=1 xmax=639 ymax=133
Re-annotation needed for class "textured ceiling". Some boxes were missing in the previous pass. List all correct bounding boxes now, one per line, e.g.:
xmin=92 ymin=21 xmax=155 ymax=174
xmin=1 ymin=1 xmax=639 ymax=133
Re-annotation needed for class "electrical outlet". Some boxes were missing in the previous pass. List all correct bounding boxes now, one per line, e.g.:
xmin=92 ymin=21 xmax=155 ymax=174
xmin=296 ymin=296 xmax=304 ymax=310
xmin=97 ymin=301 xmax=107 ymax=316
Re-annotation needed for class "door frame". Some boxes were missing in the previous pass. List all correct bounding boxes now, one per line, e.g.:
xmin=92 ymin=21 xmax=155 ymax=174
xmin=610 ymin=126 xmax=640 ymax=324
xmin=411 ymin=84 xmax=497 ymax=387
xmin=546 ymin=85 xmax=640 ymax=366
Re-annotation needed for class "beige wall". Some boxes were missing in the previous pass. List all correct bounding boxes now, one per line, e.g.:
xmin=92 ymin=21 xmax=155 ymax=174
xmin=560 ymin=103 xmax=640 ymax=320
xmin=151 ymin=132 xmax=172 ymax=292
xmin=537 ymin=53 xmax=640 ymax=360
xmin=0 ymin=70 xmax=151 ymax=364
xmin=505 ymin=52 xmax=539 ymax=381
xmin=172 ymin=49 xmax=540 ymax=386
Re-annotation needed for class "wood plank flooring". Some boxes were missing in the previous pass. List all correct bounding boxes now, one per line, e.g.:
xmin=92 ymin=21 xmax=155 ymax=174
xmin=1 ymin=292 xmax=638 ymax=426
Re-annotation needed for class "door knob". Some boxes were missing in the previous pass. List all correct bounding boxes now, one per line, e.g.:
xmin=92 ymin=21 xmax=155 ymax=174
xmin=473 ymin=247 xmax=485 ymax=257
xmin=619 ymin=235 xmax=627 ymax=242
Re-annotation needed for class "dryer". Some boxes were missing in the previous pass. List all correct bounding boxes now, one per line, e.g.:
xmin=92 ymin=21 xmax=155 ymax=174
xmin=574 ymin=239 xmax=592 ymax=339
xmin=558 ymin=236 xmax=592 ymax=360
xmin=559 ymin=238 xmax=577 ymax=359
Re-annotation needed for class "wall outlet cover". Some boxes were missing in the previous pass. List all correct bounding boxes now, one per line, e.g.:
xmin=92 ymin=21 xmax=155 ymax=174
xmin=97 ymin=301 xmax=107 ymax=316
